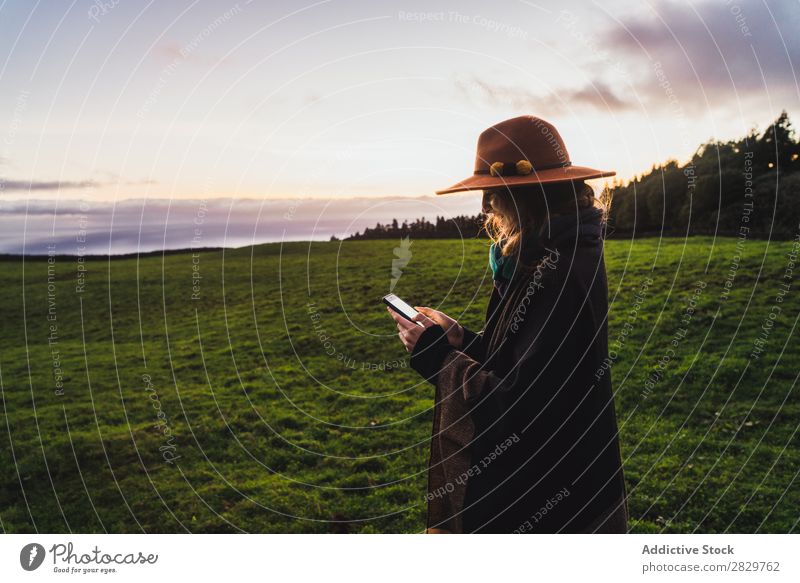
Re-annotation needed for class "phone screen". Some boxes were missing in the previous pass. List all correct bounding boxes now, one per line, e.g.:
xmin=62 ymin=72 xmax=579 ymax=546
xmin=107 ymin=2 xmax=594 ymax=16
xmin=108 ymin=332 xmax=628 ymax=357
xmin=383 ymin=294 xmax=420 ymax=322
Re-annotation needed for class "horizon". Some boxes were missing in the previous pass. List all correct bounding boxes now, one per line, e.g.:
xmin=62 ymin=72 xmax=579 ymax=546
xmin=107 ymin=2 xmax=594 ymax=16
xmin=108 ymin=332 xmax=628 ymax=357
xmin=0 ymin=193 xmax=485 ymax=254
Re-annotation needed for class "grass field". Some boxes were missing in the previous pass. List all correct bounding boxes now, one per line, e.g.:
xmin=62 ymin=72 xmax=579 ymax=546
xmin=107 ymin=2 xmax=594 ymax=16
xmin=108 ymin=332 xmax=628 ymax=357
xmin=0 ymin=236 xmax=798 ymax=533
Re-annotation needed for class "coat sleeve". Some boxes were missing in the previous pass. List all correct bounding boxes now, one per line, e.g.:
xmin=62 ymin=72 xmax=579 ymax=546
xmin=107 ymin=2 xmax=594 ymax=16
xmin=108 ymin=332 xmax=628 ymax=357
xmin=459 ymin=326 xmax=485 ymax=362
xmin=410 ymin=275 xmax=591 ymax=421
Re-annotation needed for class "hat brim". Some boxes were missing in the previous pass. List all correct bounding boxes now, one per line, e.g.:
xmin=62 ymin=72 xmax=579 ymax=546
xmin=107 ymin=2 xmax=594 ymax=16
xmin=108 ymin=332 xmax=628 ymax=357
xmin=435 ymin=165 xmax=616 ymax=195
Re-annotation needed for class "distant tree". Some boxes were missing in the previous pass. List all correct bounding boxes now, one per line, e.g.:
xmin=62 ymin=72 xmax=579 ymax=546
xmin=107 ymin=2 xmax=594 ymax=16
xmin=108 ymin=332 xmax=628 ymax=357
xmin=757 ymin=110 xmax=799 ymax=172
xmin=346 ymin=213 xmax=488 ymax=240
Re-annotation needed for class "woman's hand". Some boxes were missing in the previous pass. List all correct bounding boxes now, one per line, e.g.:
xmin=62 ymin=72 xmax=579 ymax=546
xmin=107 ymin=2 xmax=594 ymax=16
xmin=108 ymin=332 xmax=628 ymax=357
xmin=415 ymin=307 xmax=464 ymax=348
xmin=387 ymin=308 xmax=435 ymax=352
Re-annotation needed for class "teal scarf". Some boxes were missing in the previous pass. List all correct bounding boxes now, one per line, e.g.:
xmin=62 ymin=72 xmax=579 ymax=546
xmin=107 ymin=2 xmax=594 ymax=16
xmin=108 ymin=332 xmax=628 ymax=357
xmin=489 ymin=240 xmax=518 ymax=283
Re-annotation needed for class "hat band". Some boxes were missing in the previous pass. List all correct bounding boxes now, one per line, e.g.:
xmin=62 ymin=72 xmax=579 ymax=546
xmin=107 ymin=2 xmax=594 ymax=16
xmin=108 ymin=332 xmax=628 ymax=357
xmin=475 ymin=160 xmax=572 ymax=176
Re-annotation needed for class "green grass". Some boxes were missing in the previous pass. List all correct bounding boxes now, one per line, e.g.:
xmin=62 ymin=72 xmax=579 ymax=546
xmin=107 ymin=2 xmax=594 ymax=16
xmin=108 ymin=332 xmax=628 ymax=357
xmin=0 ymin=237 xmax=798 ymax=533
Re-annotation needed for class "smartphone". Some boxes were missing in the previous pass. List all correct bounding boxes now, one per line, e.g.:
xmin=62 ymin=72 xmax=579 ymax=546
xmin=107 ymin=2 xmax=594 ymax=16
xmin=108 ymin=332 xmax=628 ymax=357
xmin=383 ymin=293 xmax=424 ymax=326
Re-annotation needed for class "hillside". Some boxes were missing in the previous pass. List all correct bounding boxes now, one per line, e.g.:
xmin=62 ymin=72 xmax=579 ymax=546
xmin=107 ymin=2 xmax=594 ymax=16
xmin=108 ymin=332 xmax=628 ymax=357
xmin=0 ymin=237 xmax=798 ymax=533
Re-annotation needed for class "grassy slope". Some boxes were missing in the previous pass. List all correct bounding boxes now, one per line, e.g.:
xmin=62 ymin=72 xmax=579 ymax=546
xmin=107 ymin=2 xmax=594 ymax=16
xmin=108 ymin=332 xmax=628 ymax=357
xmin=0 ymin=237 xmax=798 ymax=533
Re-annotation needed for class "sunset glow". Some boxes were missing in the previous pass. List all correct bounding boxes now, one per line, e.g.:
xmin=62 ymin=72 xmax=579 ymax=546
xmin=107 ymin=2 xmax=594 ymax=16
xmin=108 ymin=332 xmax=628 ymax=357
xmin=2 ymin=0 xmax=797 ymax=205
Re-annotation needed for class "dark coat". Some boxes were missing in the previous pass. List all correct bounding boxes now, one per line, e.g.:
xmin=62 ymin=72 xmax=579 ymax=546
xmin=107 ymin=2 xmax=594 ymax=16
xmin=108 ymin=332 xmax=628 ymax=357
xmin=410 ymin=207 xmax=628 ymax=533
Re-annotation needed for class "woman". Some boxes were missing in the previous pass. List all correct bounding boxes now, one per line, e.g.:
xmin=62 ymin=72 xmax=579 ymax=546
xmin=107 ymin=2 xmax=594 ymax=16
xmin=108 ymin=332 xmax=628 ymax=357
xmin=388 ymin=116 xmax=628 ymax=533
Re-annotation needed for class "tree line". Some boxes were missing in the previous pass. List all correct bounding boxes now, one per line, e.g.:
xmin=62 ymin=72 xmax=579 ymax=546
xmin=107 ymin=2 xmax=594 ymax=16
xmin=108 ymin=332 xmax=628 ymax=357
xmin=608 ymin=111 xmax=800 ymax=239
xmin=344 ymin=112 xmax=800 ymax=241
xmin=345 ymin=214 xmax=486 ymax=240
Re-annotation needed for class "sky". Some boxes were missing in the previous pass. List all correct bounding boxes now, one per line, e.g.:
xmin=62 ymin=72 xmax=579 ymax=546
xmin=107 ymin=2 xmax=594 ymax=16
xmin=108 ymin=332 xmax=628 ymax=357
xmin=0 ymin=0 xmax=799 ymax=250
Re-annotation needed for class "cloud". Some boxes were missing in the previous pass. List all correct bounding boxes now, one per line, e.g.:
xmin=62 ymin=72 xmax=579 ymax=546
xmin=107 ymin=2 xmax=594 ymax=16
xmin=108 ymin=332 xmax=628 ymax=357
xmin=154 ymin=42 xmax=186 ymax=62
xmin=0 ymin=177 xmax=153 ymax=194
xmin=455 ymin=76 xmax=634 ymax=115
xmin=0 ymin=179 xmax=99 ymax=193
xmin=0 ymin=195 xmax=482 ymax=255
xmin=152 ymin=39 xmax=237 ymax=68
xmin=600 ymin=0 xmax=800 ymax=110
xmin=566 ymin=82 xmax=633 ymax=111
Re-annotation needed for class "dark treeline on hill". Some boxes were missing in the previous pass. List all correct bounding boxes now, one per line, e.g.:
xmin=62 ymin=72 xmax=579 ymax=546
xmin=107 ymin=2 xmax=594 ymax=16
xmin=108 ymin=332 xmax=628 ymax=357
xmin=345 ymin=112 xmax=800 ymax=241
xmin=346 ymin=214 xmax=487 ymax=240
xmin=609 ymin=111 xmax=800 ymax=239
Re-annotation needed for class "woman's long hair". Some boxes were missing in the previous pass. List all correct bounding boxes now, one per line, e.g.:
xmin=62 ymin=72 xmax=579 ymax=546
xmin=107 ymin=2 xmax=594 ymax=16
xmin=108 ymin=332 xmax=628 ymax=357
xmin=482 ymin=180 xmax=609 ymax=258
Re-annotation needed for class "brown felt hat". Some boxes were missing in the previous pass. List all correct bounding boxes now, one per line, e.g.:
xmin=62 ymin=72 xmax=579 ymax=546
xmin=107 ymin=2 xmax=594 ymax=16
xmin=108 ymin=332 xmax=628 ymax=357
xmin=436 ymin=115 xmax=615 ymax=194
